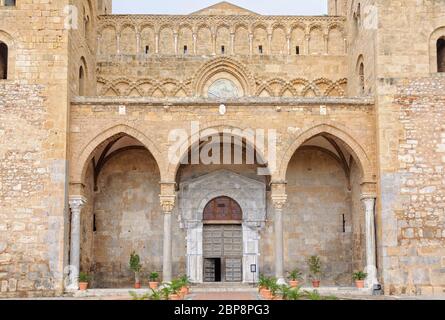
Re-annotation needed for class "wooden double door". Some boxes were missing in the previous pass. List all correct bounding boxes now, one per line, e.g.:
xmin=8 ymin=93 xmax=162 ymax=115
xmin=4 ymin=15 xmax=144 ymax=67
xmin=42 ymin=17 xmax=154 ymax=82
xmin=203 ymin=224 xmax=243 ymax=282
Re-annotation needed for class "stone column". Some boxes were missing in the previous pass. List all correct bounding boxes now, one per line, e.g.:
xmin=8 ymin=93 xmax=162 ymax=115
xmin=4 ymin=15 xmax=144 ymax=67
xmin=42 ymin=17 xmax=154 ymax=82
xmin=249 ymin=33 xmax=253 ymax=56
xmin=193 ymin=33 xmax=197 ymax=55
xmin=267 ymin=33 xmax=272 ymax=55
xmin=155 ymin=33 xmax=159 ymax=54
xmin=324 ymin=34 xmax=329 ymax=55
xmin=230 ymin=33 xmax=235 ymax=55
xmin=67 ymin=196 xmax=87 ymax=290
xmin=361 ymin=194 xmax=379 ymax=288
xmin=160 ymin=183 xmax=176 ymax=283
xmin=271 ymin=183 xmax=287 ymax=285
xmin=174 ymin=33 xmax=178 ymax=55
xmin=136 ymin=32 xmax=141 ymax=55
xmin=286 ymin=35 xmax=291 ymax=55
xmin=116 ymin=33 xmax=121 ymax=55
xmin=212 ymin=33 xmax=216 ymax=56
xmin=305 ymin=34 xmax=310 ymax=55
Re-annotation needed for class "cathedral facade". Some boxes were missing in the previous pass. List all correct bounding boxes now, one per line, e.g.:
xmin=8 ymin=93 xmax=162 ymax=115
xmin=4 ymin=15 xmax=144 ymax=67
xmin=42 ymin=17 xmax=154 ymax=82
xmin=0 ymin=0 xmax=444 ymax=297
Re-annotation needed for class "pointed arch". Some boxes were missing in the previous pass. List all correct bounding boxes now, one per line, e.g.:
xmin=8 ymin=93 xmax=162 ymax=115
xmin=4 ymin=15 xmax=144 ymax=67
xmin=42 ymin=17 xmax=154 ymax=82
xmin=165 ymin=124 xmax=269 ymax=182
xmin=72 ymin=124 xmax=165 ymax=184
xmin=277 ymin=123 xmax=373 ymax=183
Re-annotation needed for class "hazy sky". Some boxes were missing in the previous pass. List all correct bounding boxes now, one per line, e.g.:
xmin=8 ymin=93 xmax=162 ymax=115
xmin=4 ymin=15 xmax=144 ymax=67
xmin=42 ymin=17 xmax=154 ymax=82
xmin=112 ymin=0 xmax=328 ymax=15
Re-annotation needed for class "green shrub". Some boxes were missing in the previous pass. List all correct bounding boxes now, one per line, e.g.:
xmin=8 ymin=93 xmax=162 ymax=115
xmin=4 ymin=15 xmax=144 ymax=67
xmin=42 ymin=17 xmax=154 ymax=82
xmin=307 ymin=256 xmax=322 ymax=279
xmin=286 ymin=287 xmax=303 ymax=300
xmin=149 ymin=272 xmax=159 ymax=282
xmin=129 ymin=251 xmax=142 ymax=273
xmin=79 ymin=272 xmax=90 ymax=283
xmin=129 ymin=291 xmax=149 ymax=300
xmin=352 ymin=271 xmax=367 ymax=281
xmin=288 ymin=268 xmax=303 ymax=281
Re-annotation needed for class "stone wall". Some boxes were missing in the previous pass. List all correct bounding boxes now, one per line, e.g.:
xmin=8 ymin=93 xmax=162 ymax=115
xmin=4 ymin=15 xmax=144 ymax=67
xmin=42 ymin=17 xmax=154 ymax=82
xmin=87 ymin=149 xmax=167 ymax=288
xmin=283 ymin=148 xmax=355 ymax=286
xmin=370 ymin=0 xmax=445 ymax=295
xmin=0 ymin=0 xmax=70 ymax=297
xmin=379 ymin=75 xmax=445 ymax=295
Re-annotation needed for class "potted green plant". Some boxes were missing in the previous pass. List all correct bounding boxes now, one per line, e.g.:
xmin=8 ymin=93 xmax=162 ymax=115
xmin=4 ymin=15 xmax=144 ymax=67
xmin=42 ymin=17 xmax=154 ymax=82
xmin=79 ymin=272 xmax=90 ymax=291
xmin=307 ymin=255 xmax=322 ymax=288
xmin=269 ymin=281 xmax=281 ymax=300
xmin=129 ymin=251 xmax=142 ymax=289
xmin=287 ymin=268 xmax=303 ymax=288
xmin=352 ymin=271 xmax=367 ymax=289
xmin=286 ymin=287 xmax=303 ymax=300
xmin=258 ymin=274 xmax=268 ymax=297
xmin=149 ymin=272 xmax=159 ymax=289
xmin=261 ymin=277 xmax=276 ymax=300
xmin=149 ymin=289 xmax=162 ymax=300
xmin=167 ymin=279 xmax=183 ymax=300
xmin=179 ymin=275 xmax=191 ymax=296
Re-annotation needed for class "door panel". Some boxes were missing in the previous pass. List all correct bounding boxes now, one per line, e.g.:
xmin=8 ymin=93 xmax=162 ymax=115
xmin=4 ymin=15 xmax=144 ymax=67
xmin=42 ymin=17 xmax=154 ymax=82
xmin=225 ymin=258 xmax=242 ymax=282
xmin=204 ymin=258 xmax=216 ymax=282
xmin=203 ymin=224 xmax=243 ymax=282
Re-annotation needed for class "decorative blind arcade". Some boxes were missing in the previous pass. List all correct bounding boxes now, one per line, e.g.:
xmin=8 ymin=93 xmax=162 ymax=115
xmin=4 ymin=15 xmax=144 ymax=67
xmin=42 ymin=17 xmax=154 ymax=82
xmin=203 ymin=197 xmax=242 ymax=221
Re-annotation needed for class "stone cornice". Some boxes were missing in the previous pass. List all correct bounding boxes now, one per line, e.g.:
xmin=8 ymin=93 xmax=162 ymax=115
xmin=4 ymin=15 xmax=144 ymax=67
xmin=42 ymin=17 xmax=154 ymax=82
xmin=72 ymin=96 xmax=374 ymax=107
xmin=99 ymin=15 xmax=346 ymax=23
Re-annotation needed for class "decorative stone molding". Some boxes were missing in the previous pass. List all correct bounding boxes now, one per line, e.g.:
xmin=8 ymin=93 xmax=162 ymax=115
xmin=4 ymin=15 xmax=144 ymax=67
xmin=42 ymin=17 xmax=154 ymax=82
xmin=160 ymin=194 xmax=176 ymax=214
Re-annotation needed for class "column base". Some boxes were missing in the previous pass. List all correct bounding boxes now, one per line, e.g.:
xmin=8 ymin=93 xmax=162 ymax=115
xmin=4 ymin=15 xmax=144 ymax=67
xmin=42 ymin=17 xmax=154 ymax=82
xmin=276 ymin=277 xmax=286 ymax=285
xmin=66 ymin=284 xmax=79 ymax=291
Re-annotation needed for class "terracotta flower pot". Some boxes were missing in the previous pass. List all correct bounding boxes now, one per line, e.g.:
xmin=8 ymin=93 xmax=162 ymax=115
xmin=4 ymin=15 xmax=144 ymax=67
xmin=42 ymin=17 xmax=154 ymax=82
xmin=289 ymin=280 xmax=299 ymax=288
xmin=134 ymin=282 xmax=141 ymax=289
xmin=180 ymin=286 xmax=189 ymax=296
xmin=149 ymin=282 xmax=159 ymax=290
xmin=79 ymin=282 xmax=88 ymax=291
xmin=312 ymin=280 xmax=321 ymax=288
xmin=262 ymin=289 xmax=272 ymax=300
xmin=355 ymin=280 xmax=365 ymax=289
xmin=169 ymin=294 xmax=181 ymax=300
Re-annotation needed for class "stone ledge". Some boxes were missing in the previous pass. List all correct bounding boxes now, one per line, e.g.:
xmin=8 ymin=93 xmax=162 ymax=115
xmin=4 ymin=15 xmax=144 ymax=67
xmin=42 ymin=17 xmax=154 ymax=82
xmin=72 ymin=96 xmax=374 ymax=107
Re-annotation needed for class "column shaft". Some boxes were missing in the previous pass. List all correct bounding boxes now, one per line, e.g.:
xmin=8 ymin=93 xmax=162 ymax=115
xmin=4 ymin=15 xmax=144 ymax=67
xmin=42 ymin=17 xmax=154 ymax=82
xmin=68 ymin=196 xmax=86 ymax=290
xmin=362 ymin=196 xmax=378 ymax=288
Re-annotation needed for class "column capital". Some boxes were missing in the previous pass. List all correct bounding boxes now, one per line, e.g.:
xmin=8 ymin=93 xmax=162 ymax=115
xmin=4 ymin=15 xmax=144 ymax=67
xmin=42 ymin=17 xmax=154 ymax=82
xmin=69 ymin=196 xmax=87 ymax=211
xmin=271 ymin=195 xmax=287 ymax=210
xmin=160 ymin=194 xmax=176 ymax=214
xmin=360 ymin=193 xmax=376 ymax=201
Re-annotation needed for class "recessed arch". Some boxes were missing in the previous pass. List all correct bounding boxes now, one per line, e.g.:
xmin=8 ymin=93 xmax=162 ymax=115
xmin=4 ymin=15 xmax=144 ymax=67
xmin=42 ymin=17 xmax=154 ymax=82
xmin=166 ymin=124 xmax=270 ymax=183
xmin=72 ymin=124 xmax=165 ymax=185
xmin=428 ymin=26 xmax=445 ymax=73
xmin=277 ymin=123 xmax=373 ymax=183
xmin=192 ymin=57 xmax=255 ymax=96
xmin=0 ymin=30 xmax=15 ymax=80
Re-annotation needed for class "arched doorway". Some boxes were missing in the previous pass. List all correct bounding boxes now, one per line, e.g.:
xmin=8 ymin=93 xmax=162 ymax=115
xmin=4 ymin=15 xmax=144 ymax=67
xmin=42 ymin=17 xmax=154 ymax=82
xmin=203 ymin=197 xmax=243 ymax=283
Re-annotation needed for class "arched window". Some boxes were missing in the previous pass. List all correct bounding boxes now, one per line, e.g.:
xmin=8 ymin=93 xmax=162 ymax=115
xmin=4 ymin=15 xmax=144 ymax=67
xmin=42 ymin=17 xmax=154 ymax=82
xmin=0 ymin=42 xmax=8 ymax=80
xmin=437 ymin=37 xmax=445 ymax=72
xmin=359 ymin=62 xmax=365 ymax=95
xmin=79 ymin=65 xmax=85 ymax=95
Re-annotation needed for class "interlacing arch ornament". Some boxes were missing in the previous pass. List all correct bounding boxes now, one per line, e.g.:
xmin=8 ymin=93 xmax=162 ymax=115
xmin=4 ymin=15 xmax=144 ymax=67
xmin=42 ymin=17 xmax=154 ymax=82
xmin=97 ymin=57 xmax=347 ymax=98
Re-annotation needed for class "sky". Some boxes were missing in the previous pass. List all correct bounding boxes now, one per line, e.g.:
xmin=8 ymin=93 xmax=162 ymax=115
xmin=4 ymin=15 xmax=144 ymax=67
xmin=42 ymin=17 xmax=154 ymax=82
xmin=111 ymin=0 xmax=328 ymax=16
